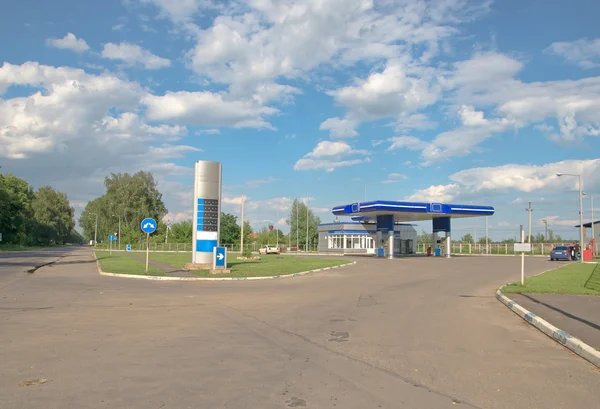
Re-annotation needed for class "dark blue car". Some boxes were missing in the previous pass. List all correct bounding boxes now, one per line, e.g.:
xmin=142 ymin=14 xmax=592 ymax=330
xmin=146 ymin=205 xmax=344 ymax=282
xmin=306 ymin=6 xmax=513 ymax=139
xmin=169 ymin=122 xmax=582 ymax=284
xmin=550 ymin=245 xmax=570 ymax=261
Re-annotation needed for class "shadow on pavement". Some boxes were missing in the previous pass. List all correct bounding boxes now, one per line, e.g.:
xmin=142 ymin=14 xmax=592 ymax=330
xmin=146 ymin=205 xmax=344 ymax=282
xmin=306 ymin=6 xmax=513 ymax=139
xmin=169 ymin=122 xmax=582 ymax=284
xmin=521 ymin=294 xmax=600 ymax=332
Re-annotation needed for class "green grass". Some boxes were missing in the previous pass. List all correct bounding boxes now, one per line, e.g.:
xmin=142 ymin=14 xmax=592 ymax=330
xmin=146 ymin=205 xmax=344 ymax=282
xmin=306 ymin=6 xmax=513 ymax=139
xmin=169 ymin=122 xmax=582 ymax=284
xmin=147 ymin=252 xmax=351 ymax=278
xmin=502 ymin=263 xmax=600 ymax=295
xmin=584 ymin=263 xmax=600 ymax=292
xmin=95 ymin=252 xmax=166 ymax=276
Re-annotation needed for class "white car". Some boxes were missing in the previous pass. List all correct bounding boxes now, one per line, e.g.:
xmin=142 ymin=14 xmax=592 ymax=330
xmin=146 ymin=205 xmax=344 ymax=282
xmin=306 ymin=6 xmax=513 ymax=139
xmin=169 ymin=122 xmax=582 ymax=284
xmin=258 ymin=245 xmax=280 ymax=255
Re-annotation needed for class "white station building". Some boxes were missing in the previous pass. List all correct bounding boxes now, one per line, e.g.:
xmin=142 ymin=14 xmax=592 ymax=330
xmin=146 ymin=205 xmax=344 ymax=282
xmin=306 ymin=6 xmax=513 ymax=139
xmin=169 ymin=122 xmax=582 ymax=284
xmin=318 ymin=199 xmax=494 ymax=258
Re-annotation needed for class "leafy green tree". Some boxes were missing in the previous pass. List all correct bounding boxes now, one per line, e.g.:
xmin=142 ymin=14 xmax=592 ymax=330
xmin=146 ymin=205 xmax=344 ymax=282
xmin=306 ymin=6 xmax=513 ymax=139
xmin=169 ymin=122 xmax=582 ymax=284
xmin=168 ymin=220 xmax=193 ymax=243
xmin=478 ymin=236 xmax=490 ymax=244
xmin=0 ymin=174 xmax=35 ymax=245
xmin=31 ymin=186 xmax=75 ymax=244
xmin=256 ymin=227 xmax=284 ymax=246
xmin=79 ymin=171 xmax=167 ymax=244
xmin=417 ymin=230 xmax=433 ymax=245
xmin=461 ymin=233 xmax=474 ymax=243
xmin=286 ymin=198 xmax=320 ymax=248
xmin=220 ymin=213 xmax=240 ymax=244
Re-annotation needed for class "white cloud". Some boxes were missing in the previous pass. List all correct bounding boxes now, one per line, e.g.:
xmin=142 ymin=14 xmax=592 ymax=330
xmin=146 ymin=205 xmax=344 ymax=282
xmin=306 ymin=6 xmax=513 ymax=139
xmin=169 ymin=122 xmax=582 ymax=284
xmin=46 ymin=33 xmax=89 ymax=53
xmin=306 ymin=141 xmax=368 ymax=158
xmin=223 ymin=195 xmax=247 ymax=205
xmin=195 ymin=128 xmax=220 ymax=135
xmin=102 ymin=42 xmax=171 ymax=69
xmin=294 ymin=157 xmax=370 ymax=172
xmin=381 ymin=172 xmax=407 ymax=184
xmin=407 ymin=158 xmax=600 ymax=203
xmin=546 ymin=37 xmax=600 ymax=69
xmin=142 ymin=91 xmax=278 ymax=129
xmin=139 ymin=0 xmax=218 ymax=22
xmin=406 ymin=184 xmax=460 ymax=202
xmin=322 ymin=60 xmax=440 ymax=137
xmin=448 ymin=52 xmax=600 ymax=144
xmin=387 ymin=135 xmax=427 ymax=151
xmin=319 ymin=117 xmax=359 ymax=138
xmin=294 ymin=141 xmax=370 ymax=172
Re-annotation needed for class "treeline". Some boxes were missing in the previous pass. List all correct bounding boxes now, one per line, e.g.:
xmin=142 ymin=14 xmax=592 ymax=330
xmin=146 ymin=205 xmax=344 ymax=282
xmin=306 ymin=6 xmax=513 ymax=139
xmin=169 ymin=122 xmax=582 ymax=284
xmin=164 ymin=198 xmax=321 ymax=247
xmin=79 ymin=172 xmax=321 ymax=247
xmin=416 ymin=230 xmax=565 ymax=245
xmin=0 ymin=174 xmax=80 ymax=246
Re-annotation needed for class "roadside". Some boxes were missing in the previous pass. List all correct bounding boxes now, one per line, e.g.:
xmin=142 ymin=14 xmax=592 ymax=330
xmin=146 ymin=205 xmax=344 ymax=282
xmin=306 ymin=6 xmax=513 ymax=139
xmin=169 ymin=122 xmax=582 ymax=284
xmin=498 ymin=262 xmax=600 ymax=365
xmin=94 ymin=250 xmax=352 ymax=279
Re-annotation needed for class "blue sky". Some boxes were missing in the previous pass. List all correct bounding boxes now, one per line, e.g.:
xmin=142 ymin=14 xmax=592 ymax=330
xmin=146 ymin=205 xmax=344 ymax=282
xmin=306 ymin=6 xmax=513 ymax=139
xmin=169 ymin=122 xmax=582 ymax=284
xmin=1 ymin=0 xmax=599 ymax=241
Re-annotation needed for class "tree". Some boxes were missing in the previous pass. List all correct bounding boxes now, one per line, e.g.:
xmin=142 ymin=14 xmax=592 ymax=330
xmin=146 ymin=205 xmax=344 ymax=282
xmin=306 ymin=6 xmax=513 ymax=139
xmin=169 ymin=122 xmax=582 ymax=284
xmin=478 ymin=236 xmax=489 ymax=244
xmin=79 ymin=171 xmax=167 ymax=244
xmin=256 ymin=227 xmax=284 ymax=246
xmin=286 ymin=198 xmax=320 ymax=248
xmin=220 ymin=213 xmax=240 ymax=244
xmin=461 ymin=233 xmax=474 ymax=243
xmin=417 ymin=230 xmax=433 ymax=245
xmin=31 ymin=186 xmax=75 ymax=244
xmin=0 ymin=174 xmax=35 ymax=245
xmin=169 ymin=220 xmax=193 ymax=243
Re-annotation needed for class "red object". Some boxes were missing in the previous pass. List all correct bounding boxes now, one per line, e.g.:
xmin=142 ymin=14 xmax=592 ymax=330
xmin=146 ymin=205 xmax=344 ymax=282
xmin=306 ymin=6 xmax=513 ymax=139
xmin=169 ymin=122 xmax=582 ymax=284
xmin=583 ymin=249 xmax=592 ymax=261
xmin=426 ymin=247 xmax=432 ymax=257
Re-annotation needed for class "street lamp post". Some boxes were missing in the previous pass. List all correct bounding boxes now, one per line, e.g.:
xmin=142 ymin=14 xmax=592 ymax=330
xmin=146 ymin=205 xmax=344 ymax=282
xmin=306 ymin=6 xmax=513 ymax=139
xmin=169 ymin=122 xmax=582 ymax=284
xmin=557 ymin=173 xmax=584 ymax=263
xmin=583 ymin=192 xmax=595 ymax=256
xmin=90 ymin=213 xmax=98 ymax=246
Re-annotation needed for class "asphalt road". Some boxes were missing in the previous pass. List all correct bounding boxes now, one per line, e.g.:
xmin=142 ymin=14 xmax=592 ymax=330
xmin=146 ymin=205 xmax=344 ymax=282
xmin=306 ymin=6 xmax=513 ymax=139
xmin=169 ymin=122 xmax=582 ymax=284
xmin=0 ymin=246 xmax=76 ymax=288
xmin=0 ymin=249 xmax=598 ymax=409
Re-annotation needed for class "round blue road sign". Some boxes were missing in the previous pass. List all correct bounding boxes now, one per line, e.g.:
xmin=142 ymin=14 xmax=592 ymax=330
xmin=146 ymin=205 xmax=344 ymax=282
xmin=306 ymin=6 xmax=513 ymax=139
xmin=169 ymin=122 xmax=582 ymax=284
xmin=141 ymin=217 xmax=157 ymax=234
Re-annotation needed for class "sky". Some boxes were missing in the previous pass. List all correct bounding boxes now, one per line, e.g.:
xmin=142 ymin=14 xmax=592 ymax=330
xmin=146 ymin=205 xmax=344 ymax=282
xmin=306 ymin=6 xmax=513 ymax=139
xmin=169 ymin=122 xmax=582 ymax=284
xmin=1 ymin=0 xmax=599 ymax=241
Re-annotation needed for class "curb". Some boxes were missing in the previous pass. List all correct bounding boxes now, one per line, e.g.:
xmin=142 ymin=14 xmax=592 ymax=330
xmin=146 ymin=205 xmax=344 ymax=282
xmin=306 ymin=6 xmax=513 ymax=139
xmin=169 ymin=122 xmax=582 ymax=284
xmin=93 ymin=252 xmax=356 ymax=281
xmin=496 ymin=287 xmax=600 ymax=368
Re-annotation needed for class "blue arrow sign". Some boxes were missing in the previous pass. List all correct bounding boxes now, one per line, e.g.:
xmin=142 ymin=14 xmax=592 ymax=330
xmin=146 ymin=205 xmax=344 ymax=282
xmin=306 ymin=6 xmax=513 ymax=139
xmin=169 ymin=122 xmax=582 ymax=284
xmin=108 ymin=234 xmax=116 ymax=242
xmin=141 ymin=217 xmax=157 ymax=234
xmin=215 ymin=247 xmax=226 ymax=268
xmin=126 ymin=244 xmax=131 ymax=252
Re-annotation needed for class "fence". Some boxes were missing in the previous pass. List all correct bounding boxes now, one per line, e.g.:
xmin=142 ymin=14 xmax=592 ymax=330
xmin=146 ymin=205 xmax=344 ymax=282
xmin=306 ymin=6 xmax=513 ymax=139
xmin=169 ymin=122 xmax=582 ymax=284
xmin=93 ymin=242 xmax=319 ymax=253
xmin=416 ymin=242 xmax=571 ymax=256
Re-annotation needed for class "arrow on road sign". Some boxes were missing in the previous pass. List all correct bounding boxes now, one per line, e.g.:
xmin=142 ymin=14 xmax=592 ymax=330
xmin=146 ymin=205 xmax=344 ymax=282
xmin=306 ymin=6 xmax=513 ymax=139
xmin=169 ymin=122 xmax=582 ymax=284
xmin=143 ymin=222 xmax=155 ymax=229
xmin=217 ymin=253 xmax=224 ymax=260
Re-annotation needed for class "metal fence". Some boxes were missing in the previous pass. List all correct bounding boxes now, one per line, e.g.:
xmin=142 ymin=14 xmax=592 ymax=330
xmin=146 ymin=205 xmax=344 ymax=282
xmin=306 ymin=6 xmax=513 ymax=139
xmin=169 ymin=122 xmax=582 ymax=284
xmin=93 ymin=242 xmax=318 ymax=253
xmin=416 ymin=242 xmax=572 ymax=256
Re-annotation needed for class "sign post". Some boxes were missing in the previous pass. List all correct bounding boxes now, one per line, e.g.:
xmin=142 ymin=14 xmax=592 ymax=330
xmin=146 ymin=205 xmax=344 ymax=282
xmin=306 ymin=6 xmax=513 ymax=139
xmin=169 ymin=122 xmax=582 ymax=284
xmin=108 ymin=234 xmax=116 ymax=256
xmin=141 ymin=217 xmax=157 ymax=273
xmin=514 ymin=228 xmax=531 ymax=285
xmin=213 ymin=247 xmax=227 ymax=271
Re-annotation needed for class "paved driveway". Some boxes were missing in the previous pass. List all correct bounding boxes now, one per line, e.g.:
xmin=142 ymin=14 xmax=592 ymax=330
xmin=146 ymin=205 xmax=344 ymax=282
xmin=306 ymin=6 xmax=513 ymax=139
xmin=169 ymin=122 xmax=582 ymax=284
xmin=0 ymin=249 xmax=598 ymax=409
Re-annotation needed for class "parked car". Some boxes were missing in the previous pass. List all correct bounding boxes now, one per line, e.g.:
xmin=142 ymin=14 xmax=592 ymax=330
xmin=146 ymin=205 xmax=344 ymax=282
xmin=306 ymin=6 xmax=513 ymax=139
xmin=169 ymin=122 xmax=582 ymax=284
xmin=259 ymin=245 xmax=280 ymax=255
xmin=550 ymin=245 xmax=570 ymax=261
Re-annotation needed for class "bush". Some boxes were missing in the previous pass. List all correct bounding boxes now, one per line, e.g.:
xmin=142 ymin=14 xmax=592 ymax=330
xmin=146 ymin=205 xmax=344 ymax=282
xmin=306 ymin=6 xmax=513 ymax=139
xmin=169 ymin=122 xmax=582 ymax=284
xmin=242 ymin=247 xmax=253 ymax=257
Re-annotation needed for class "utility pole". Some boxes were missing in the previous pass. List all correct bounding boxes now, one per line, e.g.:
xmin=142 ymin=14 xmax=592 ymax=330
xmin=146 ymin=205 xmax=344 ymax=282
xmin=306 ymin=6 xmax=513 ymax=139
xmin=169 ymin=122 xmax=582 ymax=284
xmin=526 ymin=202 xmax=533 ymax=243
xmin=94 ymin=214 xmax=98 ymax=246
xmin=306 ymin=192 xmax=309 ymax=253
xmin=240 ymin=194 xmax=245 ymax=254
xmin=288 ymin=197 xmax=291 ymax=251
xmin=485 ymin=216 xmax=489 ymax=254
xmin=583 ymin=192 xmax=595 ymax=255
xmin=276 ymin=208 xmax=279 ymax=248
xmin=165 ymin=219 xmax=170 ymax=244
xmin=296 ymin=195 xmax=299 ymax=256
xmin=118 ymin=216 xmax=121 ymax=250
xmin=542 ymin=219 xmax=548 ymax=241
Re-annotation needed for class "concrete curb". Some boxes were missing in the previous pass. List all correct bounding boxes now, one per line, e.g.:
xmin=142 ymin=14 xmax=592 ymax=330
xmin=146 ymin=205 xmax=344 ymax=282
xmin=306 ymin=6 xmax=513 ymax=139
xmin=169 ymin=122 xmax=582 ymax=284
xmin=496 ymin=287 xmax=600 ymax=368
xmin=93 ymin=252 xmax=356 ymax=281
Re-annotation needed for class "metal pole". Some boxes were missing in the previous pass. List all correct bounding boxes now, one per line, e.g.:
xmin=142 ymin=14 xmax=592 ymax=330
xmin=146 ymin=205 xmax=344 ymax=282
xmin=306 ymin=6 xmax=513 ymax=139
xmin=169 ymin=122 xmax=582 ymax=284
xmin=306 ymin=192 xmax=309 ymax=253
xmin=485 ymin=216 xmax=489 ymax=254
xmin=288 ymin=197 xmax=291 ymax=251
xmin=520 ymin=228 xmax=525 ymax=285
xmin=526 ymin=202 xmax=532 ymax=243
xmin=94 ymin=214 xmax=98 ymax=247
xmin=145 ymin=233 xmax=149 ymax=273
xmin=276 ymin=208 xmax=279 ymax=248
xmin=592 ymin=196 xmax=595 ymax=255
xmin=542 ymin=219 xmax=548 ymax=241
xmin=118 ymin=216 xmax=121 ymax=250
xmin=296 ymin=195 xmax=299 ymax=256
xmin=579 ymin=175 xmax=584 ymax=264
xmin=240 ymin=194 xmax=245 ymax=254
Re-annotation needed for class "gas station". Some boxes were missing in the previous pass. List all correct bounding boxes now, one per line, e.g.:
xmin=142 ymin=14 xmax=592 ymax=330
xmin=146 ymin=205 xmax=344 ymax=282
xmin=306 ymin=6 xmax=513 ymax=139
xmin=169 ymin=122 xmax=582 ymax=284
xmin=322 ymin=200 xmax=495 ymax=258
